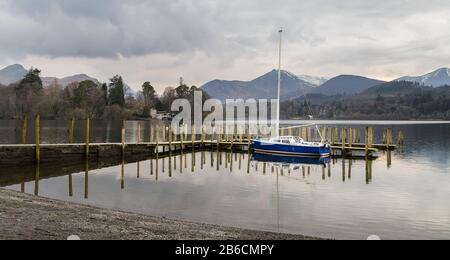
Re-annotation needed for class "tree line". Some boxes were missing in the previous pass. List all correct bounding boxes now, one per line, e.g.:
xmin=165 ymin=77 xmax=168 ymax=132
xmin=0 ymin=68 xmax=209 ymax=120
xmin=280 ymin=81 xmax=450 ymax=120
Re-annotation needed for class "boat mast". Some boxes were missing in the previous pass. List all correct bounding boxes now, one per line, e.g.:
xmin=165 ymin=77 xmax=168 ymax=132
xmin=276 ymin=29 xmax=283 ymax=137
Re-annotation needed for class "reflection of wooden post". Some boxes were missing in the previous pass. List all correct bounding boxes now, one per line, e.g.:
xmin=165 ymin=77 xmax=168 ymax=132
xmin=84 ymin=159 xmax=89 ymax=199
xmin=34 ymin=164 xmax=40 ymax=196
xmin=168 ymin=125 xmax=172 ymax=178
xmin=35 ymin=115 xmax=40 ymax=164
xmin=68 ymin=173 xmax=73 ymax=197
xmin=22 ymin=115 xmax=28 ymax=145
xmin=121 ymin=158 xmax=125 ymax=189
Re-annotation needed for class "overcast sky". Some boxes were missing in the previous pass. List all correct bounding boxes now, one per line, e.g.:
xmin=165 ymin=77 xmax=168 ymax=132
xmin=1 ymin=0 xmax=450 ymax=93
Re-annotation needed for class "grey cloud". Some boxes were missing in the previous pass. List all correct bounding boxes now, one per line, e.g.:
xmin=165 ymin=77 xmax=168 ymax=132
xmin=0 ymin=0 xmax=217 ymax=58
xmin=2 ymin=0 xmax=450 ymax=87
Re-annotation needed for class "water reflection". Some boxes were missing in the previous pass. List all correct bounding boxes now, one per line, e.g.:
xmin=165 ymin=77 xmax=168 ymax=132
xmin=2 ymin=143 xmax=450 ymax=240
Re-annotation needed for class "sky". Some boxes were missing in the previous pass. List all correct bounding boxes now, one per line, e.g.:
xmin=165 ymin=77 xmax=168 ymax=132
xmin=1 ymin=0 xmax=450 ymax=93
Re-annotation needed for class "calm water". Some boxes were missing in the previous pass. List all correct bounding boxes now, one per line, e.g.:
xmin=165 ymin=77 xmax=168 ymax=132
xmin=1 ymin=121 xmax=450 ymax=240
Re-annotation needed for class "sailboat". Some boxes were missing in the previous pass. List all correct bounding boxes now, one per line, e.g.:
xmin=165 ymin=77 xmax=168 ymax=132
xmin=251 ymin=29 xmax=332 ymax=158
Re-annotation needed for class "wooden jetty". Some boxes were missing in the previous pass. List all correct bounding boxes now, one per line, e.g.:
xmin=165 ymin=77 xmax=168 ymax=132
xmin=0 ymin=117 xmax=403 ymax=166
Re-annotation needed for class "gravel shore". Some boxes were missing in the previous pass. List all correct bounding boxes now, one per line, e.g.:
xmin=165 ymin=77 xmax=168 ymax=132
xmin=0 ymin=189 xmax=321 ymax=240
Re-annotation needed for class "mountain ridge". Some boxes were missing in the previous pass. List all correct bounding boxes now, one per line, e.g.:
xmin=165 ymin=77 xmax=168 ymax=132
xmin=396 ymin=68 xmax=450 ymax=87
xmin=201 ymin=69 xmax=318 ymax=101
xmin=0 ymin=64 xmax=100 ymax=87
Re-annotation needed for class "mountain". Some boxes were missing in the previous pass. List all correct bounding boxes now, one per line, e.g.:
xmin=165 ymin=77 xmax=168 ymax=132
xmin=397 ymin=68 xmax=450 ymax=87
xmin=201 ymin=70 xmax=316 ymax=101
xmin=42 ymin=74 xmax=100 ymax=87
xmin=297 ymin=75 xmax=329 ymax=86
xmin=0 ymin=64 xmax=28 ymax=85
xmin=313 ymin=75 xmax=385 ymax=96
xmin=0 ymin=64 xmax=100 ymax=87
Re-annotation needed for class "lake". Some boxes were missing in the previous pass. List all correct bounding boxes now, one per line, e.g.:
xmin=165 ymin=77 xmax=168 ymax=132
xmin=1 ymin=120 xmax=450 ymax=240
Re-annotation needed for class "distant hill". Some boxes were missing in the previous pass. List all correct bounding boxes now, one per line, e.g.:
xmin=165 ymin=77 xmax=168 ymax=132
xmin=42 ymin=74 xmax=100 ymax=87
xmin=0 ymin=64 xmax=28 ymax=85
xmin=0 ymin=64 xmax=100 ymax=87
xmin=201 ymin=70 xmax=316 ymax=101
xmin=362 ymin=80 xmax=432 ymax=97
xmin=397 ymin=68 xmax=450 ymax=87
xmin=313 ymin=75 xmax=385 ymax=96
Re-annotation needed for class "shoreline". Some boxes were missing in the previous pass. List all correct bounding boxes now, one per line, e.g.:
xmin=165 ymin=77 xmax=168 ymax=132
xmin=0 ymin=189 xmax=323 ymax=240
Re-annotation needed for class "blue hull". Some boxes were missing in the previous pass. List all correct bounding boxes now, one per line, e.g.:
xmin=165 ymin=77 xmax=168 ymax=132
xmin=252 ymin=153 xmax=330 ymax=165
xmin=251 ymin=140 xmax=331 ymax=157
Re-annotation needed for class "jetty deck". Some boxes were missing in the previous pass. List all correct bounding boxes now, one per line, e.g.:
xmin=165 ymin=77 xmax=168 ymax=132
xmin=0 ymin=117 xmax=403 ymax=165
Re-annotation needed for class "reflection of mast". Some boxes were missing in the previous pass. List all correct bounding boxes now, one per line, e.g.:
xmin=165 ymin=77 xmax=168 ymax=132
xmin=85 ymin=159 xmax=89 ymax=199
xmin=276 ymin=169 xmax=280 ymax=232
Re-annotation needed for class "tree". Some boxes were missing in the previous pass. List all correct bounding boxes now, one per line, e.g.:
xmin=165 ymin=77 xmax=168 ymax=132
xmin=15 ymin=68 xmax=43 ymax=116
xmin=72 ymin=80 xmax=98 ymax=107
xmin=142 ymin=81 xmax=157 ymax=116
xmin=109 ymin=75 xmax=125 ymax=107
xmin=101 ymin=83 xmax=109 ymax=104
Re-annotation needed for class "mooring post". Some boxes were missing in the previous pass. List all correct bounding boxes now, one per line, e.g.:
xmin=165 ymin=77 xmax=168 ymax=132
xmin=121 ymin=123 xmax=126 ymax=157
xmin=342 ymin=128 xmax=346 ymax=153
xmin=85 ymin=118 xmax=90 ymax=159
xmin=349 ymin=128 xmax=353 ymax=148
xmin=150 ymin=124 xmax=154 ymax=143
xmin=365 ymin=127 xmax=369 ymax=156
xmin=35 ymin=114 xmax=40 ymax=164
xmin=22 ymin=115 xmax=28 ymax=145
xmin=180 ymin=126 xmax=184 ymax=151
xmin=201 ymin=125 xmax=205 ymax=148
xmin=168 ymin=125 xmax=172 ymax=153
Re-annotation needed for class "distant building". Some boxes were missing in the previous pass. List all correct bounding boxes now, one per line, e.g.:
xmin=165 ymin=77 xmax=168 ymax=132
xmin=150 ymin=109 xmax=175 ymax=121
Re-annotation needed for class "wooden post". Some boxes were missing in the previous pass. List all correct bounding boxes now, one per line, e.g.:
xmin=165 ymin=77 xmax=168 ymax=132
xmin=121 ymin=125 xmax=126 ymax=156
xmin=180 ymin=126 xmax=185 ymax=151
xmin=85 ymin=118 xmax=90 ymax=159
xmin=168 ymin=125 xmax=172 ymax=153
xmin=201 ymin=126 xmax=205 ymax=148
xmin=35 ymin=115 xmax=40 ymax=164
xmin=349 ymin=128 xmax=353 ymax=148
xmin=365 ymin=127 xmax=369 ymax=156
xmin=150 ymin=125 xmax=154 ymax=143
xmin=341 ymin=128 xmax=346 ymax=152
xmin=22 ymin=115 xmax=28 ymax=145
xmin=230 ymin=125 xmax=234 ymax=152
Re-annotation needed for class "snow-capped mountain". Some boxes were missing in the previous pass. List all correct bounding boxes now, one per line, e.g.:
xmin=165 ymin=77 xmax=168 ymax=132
xmin=297 ymin=75 xmax=329 ymax=86
xmin=397 ymin=68 xmax=450 ymax=87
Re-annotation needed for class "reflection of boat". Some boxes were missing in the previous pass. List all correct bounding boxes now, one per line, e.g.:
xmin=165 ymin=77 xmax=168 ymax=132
xmin=252 ymin=153 xmax=330 ymax=166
